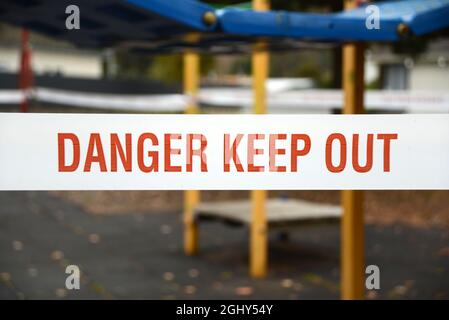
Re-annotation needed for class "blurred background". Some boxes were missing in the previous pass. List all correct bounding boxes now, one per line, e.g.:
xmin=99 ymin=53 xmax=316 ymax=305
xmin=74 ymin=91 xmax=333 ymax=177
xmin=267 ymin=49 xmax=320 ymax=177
xmin=0 ymin=0 xmax=448 ymax=300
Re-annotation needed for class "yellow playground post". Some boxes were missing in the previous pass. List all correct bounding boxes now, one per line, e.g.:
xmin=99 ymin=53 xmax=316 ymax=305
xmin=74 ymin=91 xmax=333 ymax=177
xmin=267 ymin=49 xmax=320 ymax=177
xmin=341 ymin=0 xmax=365 ymax=300
xmin=183 ymin=33 xmax=201 ymax=256
xmin=250 ymin=0 xmax=270 ymax=278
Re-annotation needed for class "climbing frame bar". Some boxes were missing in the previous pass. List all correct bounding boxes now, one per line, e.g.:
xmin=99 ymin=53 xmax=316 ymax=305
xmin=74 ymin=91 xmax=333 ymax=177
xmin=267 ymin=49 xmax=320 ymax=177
xmin=341 ymin=0 xmax=365 ymax=300
xmin=183 ymin=33 xmax=201 ymax=256
xmin=250 ymin=0 xmax=270 ymax=278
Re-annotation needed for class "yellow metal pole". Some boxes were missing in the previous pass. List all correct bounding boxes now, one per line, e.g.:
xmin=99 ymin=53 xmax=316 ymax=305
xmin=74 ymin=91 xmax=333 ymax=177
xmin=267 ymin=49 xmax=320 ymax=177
xmin=341 ymin=0 xmax=365 ymax=300
xmin=183 ymin=33 xmax=200 ymax=255
xmin=250 ymin=0 xmax=270 ymax=278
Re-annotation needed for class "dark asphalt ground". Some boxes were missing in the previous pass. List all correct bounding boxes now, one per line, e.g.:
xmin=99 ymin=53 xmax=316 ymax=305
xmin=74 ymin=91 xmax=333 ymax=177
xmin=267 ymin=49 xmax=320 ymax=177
xmin=0 ymin=191 xmax=448 ymax=300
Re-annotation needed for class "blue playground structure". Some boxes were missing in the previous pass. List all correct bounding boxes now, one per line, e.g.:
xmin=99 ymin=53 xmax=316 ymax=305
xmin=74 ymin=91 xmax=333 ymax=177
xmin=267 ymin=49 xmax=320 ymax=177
xmin=0 ymin=0 xmax=448 ymax=52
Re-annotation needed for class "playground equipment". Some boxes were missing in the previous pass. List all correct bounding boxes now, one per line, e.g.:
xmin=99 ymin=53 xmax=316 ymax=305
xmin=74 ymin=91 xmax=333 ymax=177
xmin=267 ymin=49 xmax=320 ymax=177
xmin=1 ymin=0 xmax=449 ymax=300
xmin=195 ymin=199 xmax=341 ymax=229
xmin=1 ymin=0 xmax=449 ymax=50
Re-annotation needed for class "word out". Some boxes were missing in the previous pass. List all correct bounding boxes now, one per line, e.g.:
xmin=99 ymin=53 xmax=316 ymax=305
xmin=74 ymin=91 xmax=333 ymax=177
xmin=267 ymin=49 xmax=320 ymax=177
xmin=326 ymin=133 xmax=397 ymax=173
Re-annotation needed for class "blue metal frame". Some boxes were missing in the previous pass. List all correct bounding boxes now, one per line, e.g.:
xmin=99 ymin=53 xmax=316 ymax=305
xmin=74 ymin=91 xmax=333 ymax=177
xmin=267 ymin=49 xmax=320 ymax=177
xmin=0 ymin=0 xmax=217 ymax=48
xmin=0 ymin=0 xmax=448 ymax=51
xmin=218 ymin=0 xmax=449 ymax=42
xmin=125 ymin=0 xmax=216 ymax=32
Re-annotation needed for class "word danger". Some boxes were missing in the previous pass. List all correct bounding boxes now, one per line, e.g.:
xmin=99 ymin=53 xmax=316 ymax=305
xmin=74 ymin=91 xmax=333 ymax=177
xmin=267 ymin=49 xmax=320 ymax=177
xmin=57 ymin=132 xmax=398 ymax=173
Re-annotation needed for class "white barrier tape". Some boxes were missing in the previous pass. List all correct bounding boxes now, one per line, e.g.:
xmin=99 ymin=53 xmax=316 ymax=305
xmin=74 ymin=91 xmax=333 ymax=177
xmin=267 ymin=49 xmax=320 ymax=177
xmin=34 ymin=88 xmax=189 ymax=112
xmin=2 ymin=89 xmax=449 ymax=113
xmin=0 ymin=90 xmax=26 ymax=104
xmin=0 ymin=88 xmax=189 ymax=112
xmin=199 ymin=89 xmax=449 ymax=113
xmin=0 ymin=113 xmax=448 ymax=190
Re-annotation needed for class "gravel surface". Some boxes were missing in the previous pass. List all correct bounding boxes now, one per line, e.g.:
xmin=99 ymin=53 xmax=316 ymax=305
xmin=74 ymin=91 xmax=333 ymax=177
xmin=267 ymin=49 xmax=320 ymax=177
xmin=1 ymin=191 xmax=448 ymax=299
xmin=51 ymin=190 xmax=449 ymax=229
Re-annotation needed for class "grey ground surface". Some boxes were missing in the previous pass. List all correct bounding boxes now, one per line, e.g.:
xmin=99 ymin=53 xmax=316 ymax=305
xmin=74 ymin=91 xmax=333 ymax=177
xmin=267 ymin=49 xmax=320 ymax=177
xmin=0 ymin=191 xmax=448 ymax=300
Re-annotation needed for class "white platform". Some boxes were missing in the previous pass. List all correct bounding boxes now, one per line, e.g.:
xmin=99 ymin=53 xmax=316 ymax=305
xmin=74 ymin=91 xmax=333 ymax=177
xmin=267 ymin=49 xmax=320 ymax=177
xmin=195 ymin=199 xmax=341 ymax=229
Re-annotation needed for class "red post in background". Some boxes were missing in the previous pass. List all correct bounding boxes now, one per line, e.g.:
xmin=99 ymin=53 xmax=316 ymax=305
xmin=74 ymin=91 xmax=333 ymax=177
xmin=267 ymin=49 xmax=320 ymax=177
xmin=19 ymin=29 xmax=33 ymax=113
